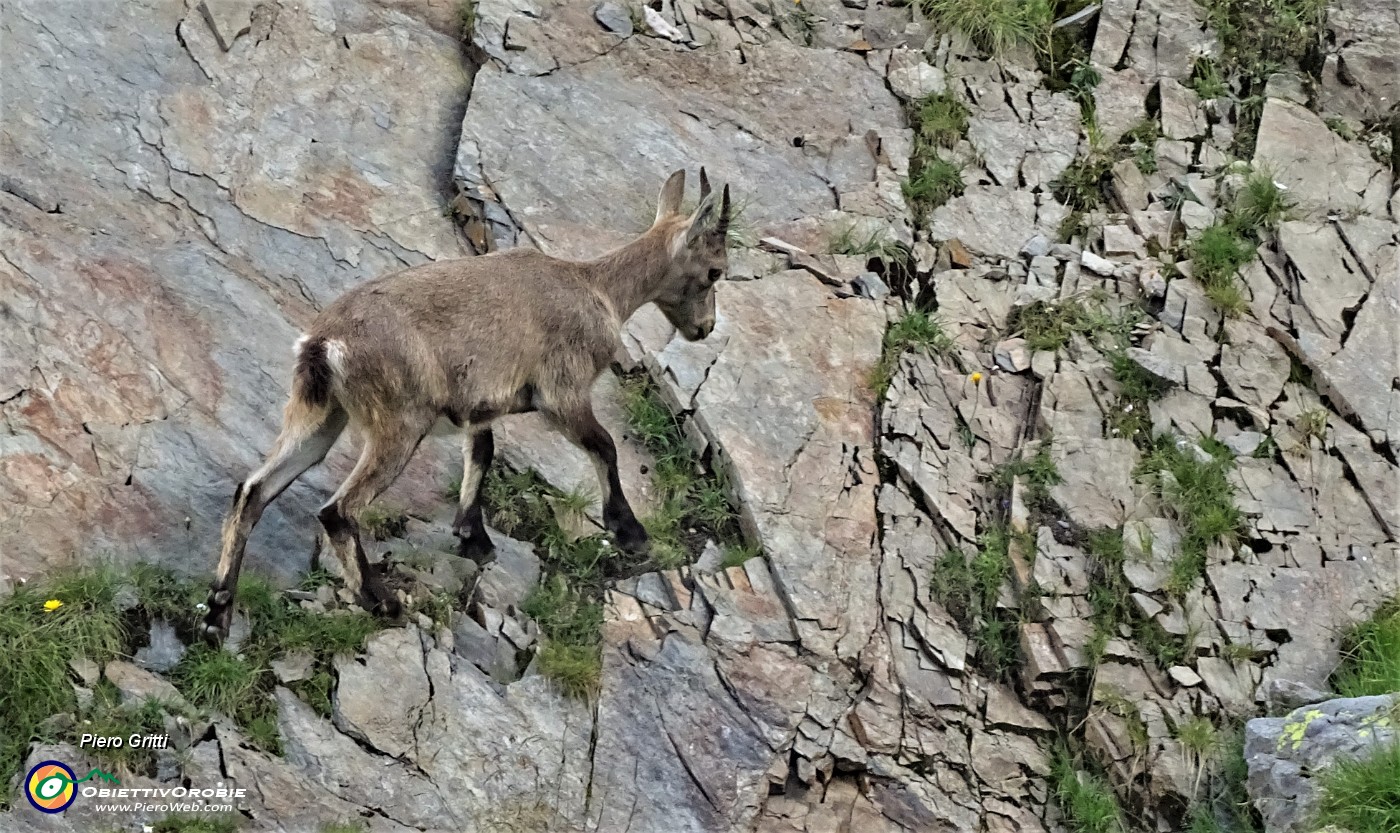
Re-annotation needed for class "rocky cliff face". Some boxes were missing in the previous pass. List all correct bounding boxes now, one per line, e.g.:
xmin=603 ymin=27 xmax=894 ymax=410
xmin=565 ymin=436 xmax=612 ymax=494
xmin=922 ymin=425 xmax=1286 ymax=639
xmin=3 ymin=0 xmax=1399 ymax=832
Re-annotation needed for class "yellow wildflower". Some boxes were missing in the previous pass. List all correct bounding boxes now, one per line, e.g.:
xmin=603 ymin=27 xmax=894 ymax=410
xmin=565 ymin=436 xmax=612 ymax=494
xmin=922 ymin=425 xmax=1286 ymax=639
xmin=970 ymin=372 xmax=984 ymax=384
xmin=43 ymin=599 xmax=63 ymax=612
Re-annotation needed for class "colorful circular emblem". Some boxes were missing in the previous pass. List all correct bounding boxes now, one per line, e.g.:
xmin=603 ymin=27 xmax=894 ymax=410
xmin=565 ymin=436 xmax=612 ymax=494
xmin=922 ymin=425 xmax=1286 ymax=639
xmin=25 ymin=760 xmax=77 ymax=814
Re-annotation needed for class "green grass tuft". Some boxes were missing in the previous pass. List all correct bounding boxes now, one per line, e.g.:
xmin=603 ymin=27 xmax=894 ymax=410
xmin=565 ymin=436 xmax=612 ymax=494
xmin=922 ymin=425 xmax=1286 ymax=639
xmin=457 ymin=0 xmax=477 ymax=43
xmin=1189 ymin=224 xmax=1256 ymax=317
xmin=989 ymin=443 xmax=1061 ymax=509
xmin=902 ymin=91 xmax=970 ymax=219
xmin=1136 ymin=438 xmax=1243 ymax=598
xmin=1051 ymin=745 xmax=1128 ymax=833
xmin=871 ymin=309 xmax=954 ymax=398
xmin=1331 ymin=598 xmax=1400 ymax=698
xmin=919 ymin=0 xmax=1053 ymax=57
xmin=1008 ymin=293 xmax=1138 ymax=353
xmin=358 ymin=505 xmax=408 ymax=541
xmin=1198 ymin=0 xmax=1326 ymax=156
xmin=619 ymin=373 xmax=748 ymax=557
xmin=1189 ymin=56 xmax=1229 ymax=99
xmin=720 ymin=543 xmax=762 ymax=571
xmin=829 ymin=225 xmax=904 ymax=262
xmin=1231 ymin=171 xmax=1295 ymax=235
xmin=0 ymin=568 xmax=127 ymax=805
xmin=1314 ymin=739 xmax=1400 ymax=833
xmin=930 ymin=525 xmax=1024 ymax=679
xmin=167 ymin=573 xmax=384 ymax=753
xmin=522 ymin=576 xmax=603 ymax=698
xmin=902 ymin=157 xmax=965 ymax=215
xmin=914 ymin=91 xmax=969 ymax=149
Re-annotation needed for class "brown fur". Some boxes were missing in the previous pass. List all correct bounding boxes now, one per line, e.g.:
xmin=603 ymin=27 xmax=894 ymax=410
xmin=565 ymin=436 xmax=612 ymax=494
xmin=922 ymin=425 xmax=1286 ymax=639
xmin=202 ymin=170 xmax=731 ymax=641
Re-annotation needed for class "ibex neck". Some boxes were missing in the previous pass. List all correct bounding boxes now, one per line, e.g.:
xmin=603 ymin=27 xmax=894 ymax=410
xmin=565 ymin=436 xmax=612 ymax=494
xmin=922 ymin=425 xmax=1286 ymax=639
xmin=582 ymin=228 xmax=672 ymax=321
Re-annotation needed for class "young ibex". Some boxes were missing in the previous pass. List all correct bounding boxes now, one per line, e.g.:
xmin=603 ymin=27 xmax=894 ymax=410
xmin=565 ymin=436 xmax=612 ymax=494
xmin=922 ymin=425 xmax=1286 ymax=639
xmin=202 ymin=169 xmax=732 ymax=641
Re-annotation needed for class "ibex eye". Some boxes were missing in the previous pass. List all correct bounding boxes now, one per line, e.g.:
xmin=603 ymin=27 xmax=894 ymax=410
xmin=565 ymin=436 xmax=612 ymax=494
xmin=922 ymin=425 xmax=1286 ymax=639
xmin=707 ymin=268 xmax=723 ymax=283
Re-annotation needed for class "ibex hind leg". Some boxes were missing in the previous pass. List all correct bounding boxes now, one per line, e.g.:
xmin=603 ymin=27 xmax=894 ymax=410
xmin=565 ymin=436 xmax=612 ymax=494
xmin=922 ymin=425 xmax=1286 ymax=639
xmin=203 ymin=405 xmax=348 ymax=643
xmin=452 ymin=425 xmax=497 ymax=563
xmin=317 ymin=422 xmax=430 ymax=618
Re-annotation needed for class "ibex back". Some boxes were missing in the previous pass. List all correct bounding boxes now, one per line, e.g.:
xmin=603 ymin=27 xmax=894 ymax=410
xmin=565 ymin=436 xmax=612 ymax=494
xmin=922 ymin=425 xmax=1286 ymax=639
xmin=203 ymin=169 xmax=732 ymax=641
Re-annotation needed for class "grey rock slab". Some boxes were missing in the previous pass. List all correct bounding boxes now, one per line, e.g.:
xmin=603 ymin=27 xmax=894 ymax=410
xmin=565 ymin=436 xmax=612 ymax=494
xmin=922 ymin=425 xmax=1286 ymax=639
xmin=1253 ymin=98 xmax=1393 ymax=217
xmin=886 ymin=51 xmax=947 ymax=101
xmin=1091 ymin=67 xmax=1151 ymax=144
xmin=668 ymin=272 xmax=885 ymax=659
xmin=1195 ymin=656 xmax=1258 ymax=714
xmin=1318 ymin=0 xmax=1400 ymax=122
xmin=1050 ymin=438 xmax=1142 ymax=529
xmin=1147 ymin=389 xmax=1213 ymax=440
xmin=270 ymin=651 xmax=315 ymax=684
xmin=69 ymin=657 xmax=101 ymax=688
xmin=214 ymin=722 xmax=421 ymax=832
xmin=456 ymin=31 xmax=911 ymax=257
xmin=1158 ymin=79 xmax=1204 ymax=140
xmin=198 ymin=0 xmax=258 ymax=51
xmin=0 ymin=0 xmax=469 ymax=585
xmin=473 ymin=529 xmax=542 ymax=611
xmin=1121 ymin=518 xmax=1180 ymax=594
xmin=1316 ymin=243 xmax=1400 ymax=453
xmin=277 ymin=687 xmax=458 ymax=829
xmin=1110 ymin=158 xmax=1151 ymax=212
xmin=965 ymin=85 xmax=1079 ymax=191
xmin=1260 ymin=679 xmax=1335 ymax=714
xmin=1278 ymin=221 xmax=1369 ymax=344
xmin=589 ymin=629 xmax=792 ymax=833
xmin=450 ymin=610 xmax=500 ymax=674
xmin=333 ymin=626 xmax=430 ymax=759
xmin=1101 ymin=224 xmax=1145 ymax=258
xmin=1246 ymin=694 xmax=1399 ymax=833
xmin=1220 ymin=318 xmax=1290 ymax=411
xmin=929 ymin=186 xmax=1068 ymax=261
xmin=994 ymin=338 xmax=1032 ymax=373
xmin=105 ymin=660 xmax=185 ymax=708
xmin=134 ymin=619 xmax=186 ymax=673
xmin=1081 ymin=250 xmax=1117 ymax=276
xmin=593 ymin=1 xmax=634 ymax=36
xmin=1225 ymin=431 xmax=1265 ymax=456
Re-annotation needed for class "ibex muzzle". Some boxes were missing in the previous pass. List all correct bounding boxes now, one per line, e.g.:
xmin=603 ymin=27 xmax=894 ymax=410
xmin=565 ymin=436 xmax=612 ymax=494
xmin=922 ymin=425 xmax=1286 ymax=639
xmin=202 ymin=169 xmax=733 ymax=642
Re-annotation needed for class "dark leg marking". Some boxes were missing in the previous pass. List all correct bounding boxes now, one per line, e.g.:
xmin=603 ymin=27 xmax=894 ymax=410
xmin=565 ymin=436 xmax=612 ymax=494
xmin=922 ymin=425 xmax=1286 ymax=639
xmin=578 ymin=424 xmax=648 ymax=552
xmin=319 ymin=504 xmax=401 ymax=618
xmin=454 ymin=428 xmax=495 ymax=562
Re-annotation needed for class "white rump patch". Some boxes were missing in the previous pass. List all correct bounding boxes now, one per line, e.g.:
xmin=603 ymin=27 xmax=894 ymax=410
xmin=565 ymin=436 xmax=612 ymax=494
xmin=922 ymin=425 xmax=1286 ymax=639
xmin=324 ymin=339 xmax=349 ymax=376
xmin=292 ymin=334 xmax=309 ymax=355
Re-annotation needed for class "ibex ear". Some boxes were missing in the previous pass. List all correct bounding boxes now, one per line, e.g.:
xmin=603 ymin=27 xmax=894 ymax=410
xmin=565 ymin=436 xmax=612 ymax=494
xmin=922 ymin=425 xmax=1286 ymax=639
xmin=718 ymin=184 xmax=732 ymax=233
xmin=698 ymin=167 xmax=712 ymax=201
xmin=683 ymin=191 xmax=720 ymax=246
xmin=654 ymin=170 xmax=686 ymax=225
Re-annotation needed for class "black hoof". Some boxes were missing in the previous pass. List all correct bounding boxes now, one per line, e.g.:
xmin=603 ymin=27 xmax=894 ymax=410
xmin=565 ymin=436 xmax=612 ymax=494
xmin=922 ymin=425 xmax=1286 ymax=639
xmin=455 ymin=528 xmax=496 ymax=564
xmin=201 ymin=588 xmax=233 ymax=645
xmin=612 ymin=519 xmax=650 ymax=554
xmin=361 ymin=577 xmax=402 ymax=619
xmin=369 ymin=593 xmax=402 ymax=619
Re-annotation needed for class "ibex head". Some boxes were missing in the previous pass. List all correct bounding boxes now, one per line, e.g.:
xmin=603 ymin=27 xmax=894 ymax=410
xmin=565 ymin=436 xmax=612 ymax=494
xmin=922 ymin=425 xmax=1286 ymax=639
xmin=650 ymin=168 xmax=731 ymax=341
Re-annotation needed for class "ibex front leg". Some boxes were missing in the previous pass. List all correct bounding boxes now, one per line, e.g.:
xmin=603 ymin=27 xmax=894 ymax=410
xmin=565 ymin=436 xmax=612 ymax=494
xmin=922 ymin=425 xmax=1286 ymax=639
xmin=548 ymin=405 xmax=649 ymax=553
